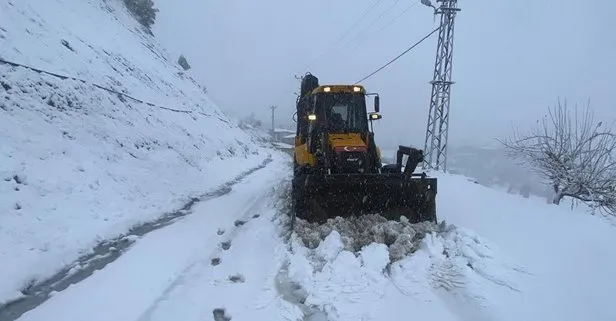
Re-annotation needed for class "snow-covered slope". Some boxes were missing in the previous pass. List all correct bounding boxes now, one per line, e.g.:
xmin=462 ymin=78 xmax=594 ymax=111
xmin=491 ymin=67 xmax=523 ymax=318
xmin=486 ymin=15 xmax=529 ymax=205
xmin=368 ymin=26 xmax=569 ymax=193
xmin=0 ymin=0 xmax=271 ymax=304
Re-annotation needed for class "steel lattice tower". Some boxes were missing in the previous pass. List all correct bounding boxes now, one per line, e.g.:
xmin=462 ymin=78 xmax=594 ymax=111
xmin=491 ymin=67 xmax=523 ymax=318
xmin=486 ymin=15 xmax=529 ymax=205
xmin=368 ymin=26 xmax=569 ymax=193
xmin=423 ymin=0 xmax=460 ymax=171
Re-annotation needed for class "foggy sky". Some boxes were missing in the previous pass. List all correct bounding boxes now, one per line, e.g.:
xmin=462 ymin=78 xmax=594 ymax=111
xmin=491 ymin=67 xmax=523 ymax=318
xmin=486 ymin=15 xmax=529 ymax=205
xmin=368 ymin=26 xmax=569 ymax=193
xmin=153 ymin=0 xmax=615 ymax=150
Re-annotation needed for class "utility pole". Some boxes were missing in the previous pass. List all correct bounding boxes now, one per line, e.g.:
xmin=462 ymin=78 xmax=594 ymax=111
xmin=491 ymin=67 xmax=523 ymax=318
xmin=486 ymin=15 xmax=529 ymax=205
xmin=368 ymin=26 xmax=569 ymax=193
xmin=421 ymin=0 xmax=460 ymax=171
xmin=270 ymin=105 xmax=277 ymax=138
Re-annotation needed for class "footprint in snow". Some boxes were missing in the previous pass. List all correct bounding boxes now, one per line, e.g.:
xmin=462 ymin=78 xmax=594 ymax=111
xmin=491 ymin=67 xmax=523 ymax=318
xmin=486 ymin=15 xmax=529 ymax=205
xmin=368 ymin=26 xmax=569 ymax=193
xmin=221 ymin=241 xmax=231 ymax=250
xmin=211 ymin=257 xmax=221 ymax=266
xmin=228 ymin=274 xmax=245 ymax=283
xmin=234 ymin=220 xmax=245 ymax=227
xmin=252 ymin=214 xmax=260 ymax=219
xmin=212 ymin=308 xmax=231 ymax=321
xmin=217 ymin=228 xmax=225 ymax=236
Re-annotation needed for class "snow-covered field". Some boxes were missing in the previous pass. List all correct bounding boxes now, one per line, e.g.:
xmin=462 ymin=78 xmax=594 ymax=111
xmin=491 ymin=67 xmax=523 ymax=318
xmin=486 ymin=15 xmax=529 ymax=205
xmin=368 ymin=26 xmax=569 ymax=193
xmin=434 ymin=172 xmax=616 ymax=321
xmin=0 ymin=0 xmax=270 ymax=305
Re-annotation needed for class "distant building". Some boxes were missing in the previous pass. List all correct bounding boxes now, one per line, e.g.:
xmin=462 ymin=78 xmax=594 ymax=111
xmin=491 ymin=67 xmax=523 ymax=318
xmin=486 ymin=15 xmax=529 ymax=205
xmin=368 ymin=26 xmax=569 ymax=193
xmin=281 ymin=134 xmax=295 ymax=145
xmin=270 ymin=128 xmax=295 ymax=144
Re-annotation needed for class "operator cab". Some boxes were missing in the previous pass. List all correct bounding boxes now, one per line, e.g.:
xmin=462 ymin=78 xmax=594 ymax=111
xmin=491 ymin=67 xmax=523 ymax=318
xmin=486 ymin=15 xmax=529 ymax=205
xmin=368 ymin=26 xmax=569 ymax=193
xmin=300 ymin=85 xmax=371 ymax=133
xmin=294 ymin=85 xmax=383 ymax=174
xmin=321 ymin=92 xmax=369 ymax=133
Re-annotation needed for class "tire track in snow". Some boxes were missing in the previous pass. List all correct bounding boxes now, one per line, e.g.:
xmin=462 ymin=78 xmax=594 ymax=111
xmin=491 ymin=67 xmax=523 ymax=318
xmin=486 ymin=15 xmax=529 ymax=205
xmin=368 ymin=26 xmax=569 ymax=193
xmin=135 ymin=207 xmax=265 ymax=321
xmin=0 ymin=156 xmax=273 ymax=321
xmin=136 ymin=163 xmax=291 ymax=321
xmin=139 ymin=173 xmax=295 ymax=321
xmin=137 ymin=194 xmax=284 ymax=321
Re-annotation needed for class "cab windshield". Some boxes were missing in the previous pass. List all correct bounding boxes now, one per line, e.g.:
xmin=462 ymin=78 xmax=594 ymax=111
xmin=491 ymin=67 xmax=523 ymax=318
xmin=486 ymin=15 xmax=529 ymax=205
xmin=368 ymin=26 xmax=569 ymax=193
xmin=319 ymin=93 xmax=368 ymax=133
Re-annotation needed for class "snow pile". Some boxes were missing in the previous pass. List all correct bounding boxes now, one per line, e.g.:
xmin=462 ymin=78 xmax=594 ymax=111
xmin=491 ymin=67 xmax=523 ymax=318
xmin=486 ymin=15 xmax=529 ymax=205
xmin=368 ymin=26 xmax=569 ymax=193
xmin=285 ymin=221 xmax=526 ymax=321
xmin=286 ymin=168 xmax=616 ymax=321
xmin=0 ymin=0 xmax=271 ymax=304
xmin=293 ymin=214 xmax=438 ymax=261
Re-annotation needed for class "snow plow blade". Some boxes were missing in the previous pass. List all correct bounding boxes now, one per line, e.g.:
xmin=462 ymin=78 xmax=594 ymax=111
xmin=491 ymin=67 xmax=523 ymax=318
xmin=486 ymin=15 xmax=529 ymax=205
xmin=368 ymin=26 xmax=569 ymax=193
xmin=292 ymin=172 xmax=437 ymax=224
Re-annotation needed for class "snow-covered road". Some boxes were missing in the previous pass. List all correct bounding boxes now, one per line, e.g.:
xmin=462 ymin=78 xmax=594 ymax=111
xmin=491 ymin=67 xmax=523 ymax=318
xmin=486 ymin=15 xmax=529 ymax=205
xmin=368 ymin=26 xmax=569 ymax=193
xmin=13 ymin=152 xmax=290 ymax=321
xmin=8 ymin=153 xmax=517 ymax=321
xmin=0 ymin=156 xmax=273 ymax=321
xmin=7 ymin=152 xmax=616 ymax=321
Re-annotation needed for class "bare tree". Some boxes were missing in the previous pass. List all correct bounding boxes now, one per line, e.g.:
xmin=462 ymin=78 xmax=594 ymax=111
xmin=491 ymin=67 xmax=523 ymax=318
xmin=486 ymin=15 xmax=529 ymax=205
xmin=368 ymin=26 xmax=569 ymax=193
xmin=501 ymin=99 xmax=616 ymax=215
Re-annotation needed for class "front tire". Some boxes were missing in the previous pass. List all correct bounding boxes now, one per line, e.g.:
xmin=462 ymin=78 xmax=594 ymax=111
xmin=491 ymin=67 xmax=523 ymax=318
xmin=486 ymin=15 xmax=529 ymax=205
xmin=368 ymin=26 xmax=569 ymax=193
xmin=291 ymin=173 xmax=307 ymax=221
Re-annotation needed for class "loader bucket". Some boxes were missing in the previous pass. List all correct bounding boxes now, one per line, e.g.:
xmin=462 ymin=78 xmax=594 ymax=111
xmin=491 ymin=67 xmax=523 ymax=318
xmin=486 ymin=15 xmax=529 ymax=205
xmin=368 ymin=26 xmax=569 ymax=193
xmin=292 ymin=173 xmax=437 ymax=224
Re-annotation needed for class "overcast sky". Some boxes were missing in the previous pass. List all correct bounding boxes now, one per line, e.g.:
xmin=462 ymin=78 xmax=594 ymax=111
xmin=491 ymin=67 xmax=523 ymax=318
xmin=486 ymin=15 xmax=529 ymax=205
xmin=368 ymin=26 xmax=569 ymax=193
xmin=153 ymin=0 xmax=615 ymax=150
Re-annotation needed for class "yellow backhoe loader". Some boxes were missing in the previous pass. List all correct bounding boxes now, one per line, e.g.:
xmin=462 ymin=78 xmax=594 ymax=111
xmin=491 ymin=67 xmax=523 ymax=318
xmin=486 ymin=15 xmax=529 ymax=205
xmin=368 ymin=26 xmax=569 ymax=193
xmin=291 ymin=73 xmax=438 ymax=223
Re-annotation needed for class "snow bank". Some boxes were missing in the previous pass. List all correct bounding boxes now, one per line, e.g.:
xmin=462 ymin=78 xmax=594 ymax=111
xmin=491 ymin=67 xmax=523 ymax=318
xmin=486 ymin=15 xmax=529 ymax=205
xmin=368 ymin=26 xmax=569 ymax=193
xmin=293 ymin=214 xmax=438 ymax=261
xmin=286 ymin=220 xmax=525 ymax=321
xmin=0 ymin=0 xmax=271 ymax=303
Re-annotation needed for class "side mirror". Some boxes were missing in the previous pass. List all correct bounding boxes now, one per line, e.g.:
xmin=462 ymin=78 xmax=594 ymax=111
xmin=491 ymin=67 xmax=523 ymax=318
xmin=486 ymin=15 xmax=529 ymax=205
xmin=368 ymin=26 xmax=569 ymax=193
xmin=374 ymin=95 xmax=380 ymax=113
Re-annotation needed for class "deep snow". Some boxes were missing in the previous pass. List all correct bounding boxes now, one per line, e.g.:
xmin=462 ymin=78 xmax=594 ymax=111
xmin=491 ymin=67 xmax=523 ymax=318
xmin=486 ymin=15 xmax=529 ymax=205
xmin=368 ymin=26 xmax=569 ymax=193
xmin=286 ymin=214 xmax=528 ymax=321
xmin=0 ymin=0 xmax=271 ymax=305
xmin=433 ymin=171 xmax=616 ymax=321
xmin=12 ymin=151 xmax=616 ymax=321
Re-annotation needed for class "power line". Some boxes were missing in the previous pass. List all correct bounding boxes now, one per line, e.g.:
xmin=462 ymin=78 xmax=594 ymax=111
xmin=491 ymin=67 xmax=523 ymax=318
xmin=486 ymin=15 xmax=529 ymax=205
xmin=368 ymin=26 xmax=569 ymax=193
xmin=275 ymin=1 xmax=417 ymax=118
xmin=346 ymin=2 xmax=417 ymax=55
xmin=333 ymin=0 xmax=384 ymax=44
xmin=375 ymin=2 xmax=416 ymax=34
xmin=301 ymin=0 xmax=384 ymax=72
xmin=279 ymin=1 xmax=386 ymax=110
xmin=335 ymin=0 xmax=403 ymax=55
xmin=354 ymin=26 xmax=440 ymax=84
xmin=302 ymin=0 xmax=401 ymax=74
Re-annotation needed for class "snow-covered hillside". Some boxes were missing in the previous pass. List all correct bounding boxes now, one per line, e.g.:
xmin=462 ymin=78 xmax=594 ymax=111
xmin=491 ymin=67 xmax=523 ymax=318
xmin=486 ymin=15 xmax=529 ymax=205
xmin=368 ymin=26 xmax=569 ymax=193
xmin=0 ymin=0 xmax=271 ymax=304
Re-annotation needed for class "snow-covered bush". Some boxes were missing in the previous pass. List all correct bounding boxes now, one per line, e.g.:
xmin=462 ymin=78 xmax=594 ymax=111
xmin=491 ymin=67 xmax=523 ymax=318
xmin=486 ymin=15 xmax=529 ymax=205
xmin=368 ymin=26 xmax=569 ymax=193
xmin=123 ymin=0 xmax=158 ymax=33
